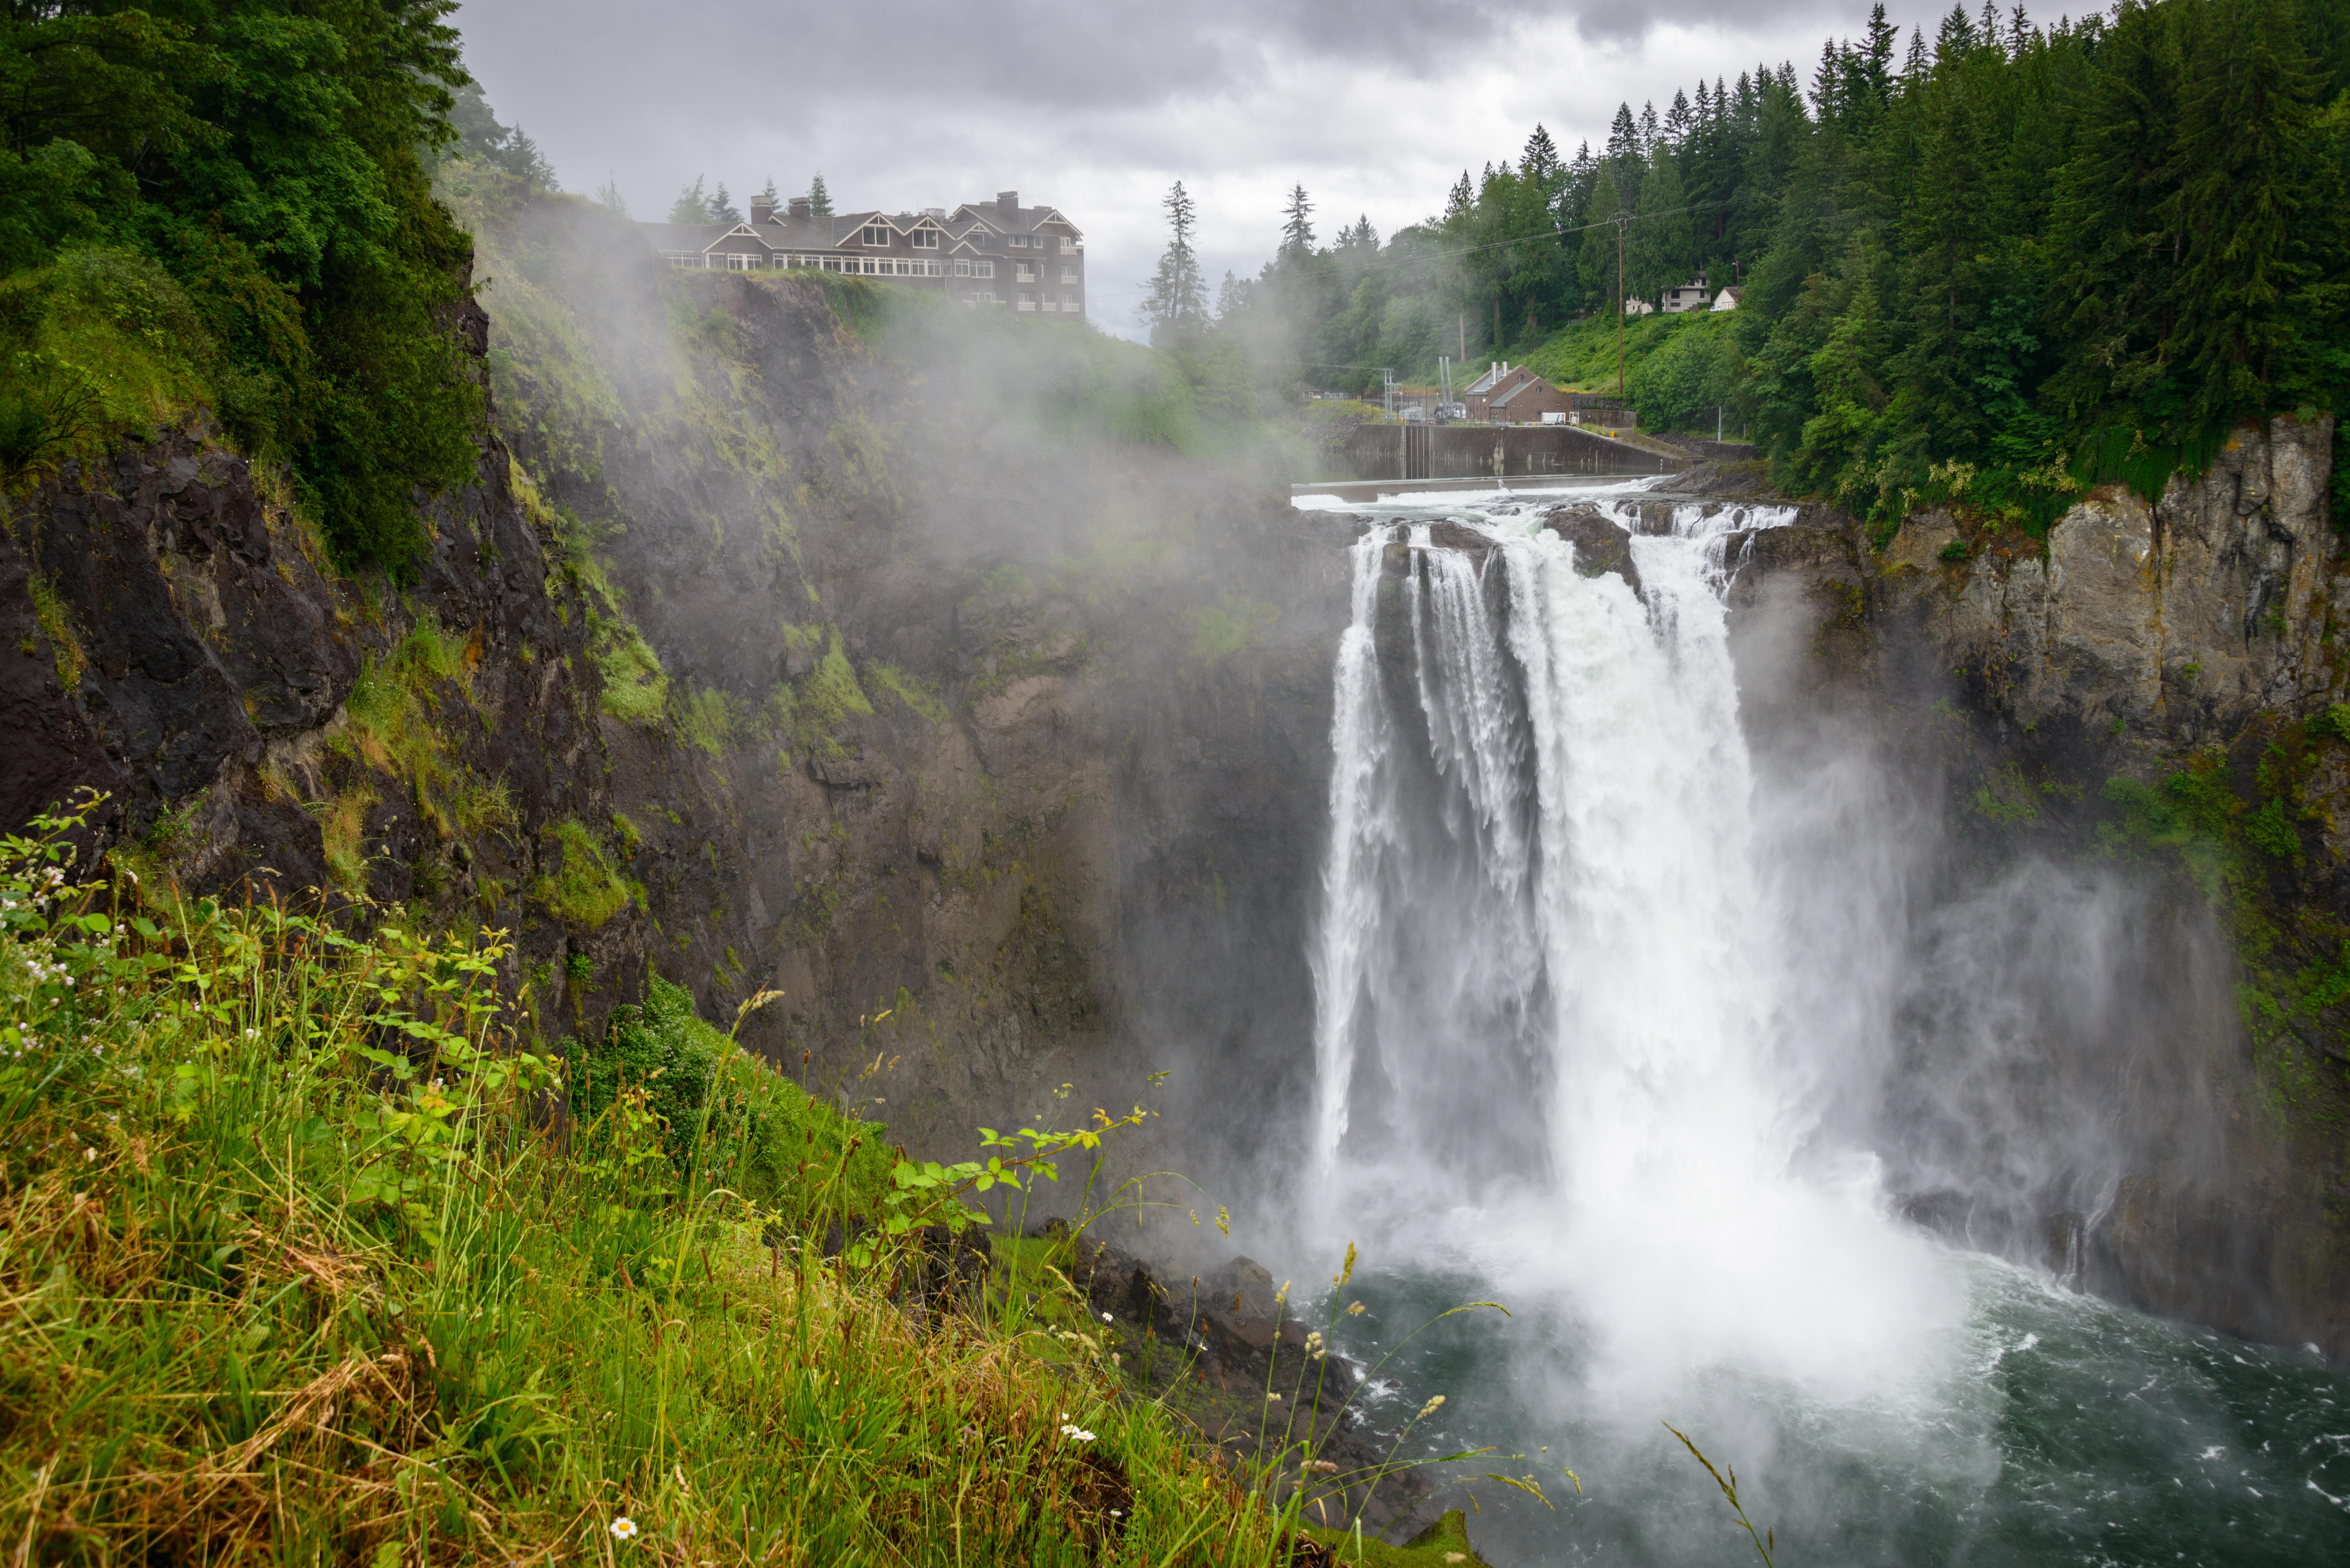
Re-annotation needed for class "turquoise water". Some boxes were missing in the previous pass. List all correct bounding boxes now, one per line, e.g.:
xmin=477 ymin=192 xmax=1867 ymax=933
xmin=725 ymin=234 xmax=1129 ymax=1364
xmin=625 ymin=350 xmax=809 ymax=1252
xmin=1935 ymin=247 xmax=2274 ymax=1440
xmin=1318 ymin=1255 xmax=2350 ymax=1566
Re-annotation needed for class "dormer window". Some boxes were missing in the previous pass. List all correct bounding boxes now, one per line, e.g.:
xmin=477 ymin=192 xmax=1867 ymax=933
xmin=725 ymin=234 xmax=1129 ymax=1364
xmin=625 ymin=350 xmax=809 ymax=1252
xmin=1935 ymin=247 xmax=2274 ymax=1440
xmin=1008 ymin=234 xmax=1030 ymax=248
xmin=911 ymin=229 xmax=938 ymax=248
xmin=860 ymin=225 xmax=889 ymax=246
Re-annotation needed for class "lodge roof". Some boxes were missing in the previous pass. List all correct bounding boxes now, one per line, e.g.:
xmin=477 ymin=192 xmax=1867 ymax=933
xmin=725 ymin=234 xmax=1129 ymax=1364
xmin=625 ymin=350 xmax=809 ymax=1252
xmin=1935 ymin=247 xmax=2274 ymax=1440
xmin=641 ymin=195 xmax=1080 ymax=257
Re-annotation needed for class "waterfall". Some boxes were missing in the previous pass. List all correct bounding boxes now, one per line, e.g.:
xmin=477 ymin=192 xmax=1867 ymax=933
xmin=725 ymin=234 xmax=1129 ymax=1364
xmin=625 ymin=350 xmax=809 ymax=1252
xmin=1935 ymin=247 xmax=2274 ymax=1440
xmin=1307 ymin=490 xmax=1954 ymax=1396
xmin=1313 ymin=500 xmax=1799 ymax=1198
xmin=1293 ymin=486 xmax=2350 ymax=1565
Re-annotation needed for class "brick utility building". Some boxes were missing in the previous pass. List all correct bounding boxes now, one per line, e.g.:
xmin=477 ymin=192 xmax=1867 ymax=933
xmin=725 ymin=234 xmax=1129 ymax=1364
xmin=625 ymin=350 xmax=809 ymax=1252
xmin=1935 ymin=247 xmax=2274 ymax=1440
xmin=1463 ymin=363 xmax=1574 ymax=423
xmin=640 ymin=190 xmax=1085 ymax=319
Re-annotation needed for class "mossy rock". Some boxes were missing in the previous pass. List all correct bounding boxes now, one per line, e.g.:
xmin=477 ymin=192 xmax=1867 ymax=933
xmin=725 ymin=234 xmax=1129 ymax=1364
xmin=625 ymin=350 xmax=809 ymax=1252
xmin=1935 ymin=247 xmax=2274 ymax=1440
xmin=1303 ymin=1509 xmax=1488 ymax=1566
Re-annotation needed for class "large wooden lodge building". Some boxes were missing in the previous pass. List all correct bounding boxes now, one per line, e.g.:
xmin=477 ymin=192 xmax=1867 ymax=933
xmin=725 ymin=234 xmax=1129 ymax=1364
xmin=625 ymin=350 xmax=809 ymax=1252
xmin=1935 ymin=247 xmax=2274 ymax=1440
xmin=641 ymin=190 xmax=1084 ymax=319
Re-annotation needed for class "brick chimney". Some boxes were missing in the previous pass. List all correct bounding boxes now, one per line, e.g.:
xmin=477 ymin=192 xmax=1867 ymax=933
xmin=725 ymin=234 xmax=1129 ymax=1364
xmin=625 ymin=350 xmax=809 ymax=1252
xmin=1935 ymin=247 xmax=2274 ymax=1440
xmin=788 ymin=196 xmax=811 ymax=220
xmin=750 ymin=194 xmax=774 ymax=225
xmin=996 ymin=190 xmax=1018 ymax=217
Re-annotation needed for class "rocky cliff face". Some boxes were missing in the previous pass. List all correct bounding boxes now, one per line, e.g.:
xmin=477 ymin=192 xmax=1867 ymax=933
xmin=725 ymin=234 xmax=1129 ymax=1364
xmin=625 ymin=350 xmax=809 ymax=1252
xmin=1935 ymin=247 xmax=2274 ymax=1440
xmin=1714 ymin=416 xmax=2350 ymax=1358
xmin=1 ymin=186 xmax=1351 ymax=1227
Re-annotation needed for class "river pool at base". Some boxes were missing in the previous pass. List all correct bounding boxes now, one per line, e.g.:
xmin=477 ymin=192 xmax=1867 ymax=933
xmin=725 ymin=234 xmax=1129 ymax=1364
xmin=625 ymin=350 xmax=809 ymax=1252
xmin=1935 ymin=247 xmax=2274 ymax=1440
xmin=1312 ymin=1253 xmax=2350 ymax=1567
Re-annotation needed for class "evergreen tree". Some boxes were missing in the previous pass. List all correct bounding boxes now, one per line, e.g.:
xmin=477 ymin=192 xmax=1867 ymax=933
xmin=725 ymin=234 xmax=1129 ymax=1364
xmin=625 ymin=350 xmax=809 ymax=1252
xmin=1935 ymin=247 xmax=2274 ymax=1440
xmin=808 ymin=172 xmax=832 ymax=216
xmin=1523 ymin=124 xmax=1564 ymax=191
xmin=668 ymin=175 xmax=712 ymax=224
xmin=1579 ymin=163 xmax=1624 ymax=315
xmin=1890 ymin=26 xmax=2000 ymax=454
xmin=2167 ymin=0 xmax=2323 ymax=427
xmin=1630 ymin=141 xmax=1693 ymax=304
xmin=1280 ymin=183 xmax=1316 ymax=258
xmin=1444 ymin=170 xmax=1475 ymax=221
xmin=1606 ymin=102 xmax=1642 ymax=175
xmin=755 ymin=176 xmax=779 ymax=207
xmin=1142 ymin=180 xmax=1208 ymax=347
xmin=709 ymin=181 xmax=742 ymax=224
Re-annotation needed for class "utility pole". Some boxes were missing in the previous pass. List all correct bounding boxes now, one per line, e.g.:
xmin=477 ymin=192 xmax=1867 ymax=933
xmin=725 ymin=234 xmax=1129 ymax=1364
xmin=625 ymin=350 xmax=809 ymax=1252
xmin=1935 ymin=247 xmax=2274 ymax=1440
xmin=1458 ymin=311 xmax=1465 ymax=361
xmin=1615 ymin=207 xmax=1632 ymax=398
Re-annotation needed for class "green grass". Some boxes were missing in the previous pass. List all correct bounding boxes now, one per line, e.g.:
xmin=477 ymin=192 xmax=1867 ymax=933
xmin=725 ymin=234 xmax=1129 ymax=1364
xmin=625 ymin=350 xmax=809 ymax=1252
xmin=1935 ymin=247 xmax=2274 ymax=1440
xmin=1519 ymin=309 xmax=1697 ymax=395
xmin=0 ymin=802 xmax=1325 ymax=1566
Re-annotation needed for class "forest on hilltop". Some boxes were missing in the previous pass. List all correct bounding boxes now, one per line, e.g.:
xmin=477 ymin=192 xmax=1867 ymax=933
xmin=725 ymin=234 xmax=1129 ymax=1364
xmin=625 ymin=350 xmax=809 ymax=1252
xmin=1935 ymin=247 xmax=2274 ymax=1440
xmin=1161 ymin=0 xmax=2350 ymax=526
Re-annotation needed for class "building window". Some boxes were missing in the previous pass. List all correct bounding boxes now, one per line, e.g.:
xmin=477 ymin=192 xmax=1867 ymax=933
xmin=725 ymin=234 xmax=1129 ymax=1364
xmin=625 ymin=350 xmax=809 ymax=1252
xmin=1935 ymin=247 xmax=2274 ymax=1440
xmin=1064 ymin=291 xmax=1081 ymax=308
xmin=860 ymin=224 xmax=890 ymax=246
xmin=911 ymin=229 xmax=938 ymax=248
xmin=968 ymin=259 xmax=993 ymax=279
xmin=1060 ymin=265 xmax=1078 ymax=281
xmin=1017 ymin=290 xmax=1035 ymax=311
xmin=924 ymin=260 xmax=944 ymax=276
xmin=1014 ymin=262 xmax=1035 ymax=280
xmin=969 ymin=290 xmax=994 ymax=303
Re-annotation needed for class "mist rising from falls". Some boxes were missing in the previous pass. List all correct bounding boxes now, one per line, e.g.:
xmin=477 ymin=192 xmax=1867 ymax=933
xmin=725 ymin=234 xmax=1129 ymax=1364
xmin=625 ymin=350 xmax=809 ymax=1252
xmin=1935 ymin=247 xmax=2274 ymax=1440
xmin=1308 ymin=491 xmax=1961 ymax=1405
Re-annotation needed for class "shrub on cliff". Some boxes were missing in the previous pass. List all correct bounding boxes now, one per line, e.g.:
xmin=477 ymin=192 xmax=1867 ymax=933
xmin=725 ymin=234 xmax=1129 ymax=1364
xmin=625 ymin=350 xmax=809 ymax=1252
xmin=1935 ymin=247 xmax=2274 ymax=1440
xmin=0 ymin=1 xmax=484 ymax=573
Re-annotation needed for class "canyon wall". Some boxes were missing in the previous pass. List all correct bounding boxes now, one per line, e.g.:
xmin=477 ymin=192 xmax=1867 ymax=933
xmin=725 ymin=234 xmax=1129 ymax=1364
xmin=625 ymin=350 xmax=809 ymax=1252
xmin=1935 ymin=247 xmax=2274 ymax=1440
xmin=0 ymin=186 xmax=1348 ymax=1225
xmin=1717 ymin=416 xmax=2350 ymax=1357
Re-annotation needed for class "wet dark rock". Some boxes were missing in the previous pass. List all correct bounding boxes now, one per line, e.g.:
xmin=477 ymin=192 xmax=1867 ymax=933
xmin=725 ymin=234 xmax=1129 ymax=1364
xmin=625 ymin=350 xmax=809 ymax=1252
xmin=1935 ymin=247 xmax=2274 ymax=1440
xmin=1540 ymin=504 xmax=1643 ymax=595
xmin=1066 ymin=1235 xmax=1433 ymax=1537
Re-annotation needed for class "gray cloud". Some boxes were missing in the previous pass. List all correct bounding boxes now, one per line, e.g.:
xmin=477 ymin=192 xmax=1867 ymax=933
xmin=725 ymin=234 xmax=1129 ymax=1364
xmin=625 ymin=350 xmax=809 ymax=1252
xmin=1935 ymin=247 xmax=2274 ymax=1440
xmin=453 ymin=0 xmax=1944 ymax=338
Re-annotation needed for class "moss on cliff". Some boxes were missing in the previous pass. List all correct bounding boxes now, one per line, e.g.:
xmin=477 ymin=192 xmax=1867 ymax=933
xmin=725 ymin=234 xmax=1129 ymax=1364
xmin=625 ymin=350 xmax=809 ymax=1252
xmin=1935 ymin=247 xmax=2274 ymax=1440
xmin=533 ymin=817 xmax=638 ymax=929
xmin=2099 ymin=732 xmax=2350 ymax=1146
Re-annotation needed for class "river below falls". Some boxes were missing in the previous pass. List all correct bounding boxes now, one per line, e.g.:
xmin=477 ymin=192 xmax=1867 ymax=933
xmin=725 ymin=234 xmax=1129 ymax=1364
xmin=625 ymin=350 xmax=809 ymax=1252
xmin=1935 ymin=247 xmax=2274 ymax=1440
xmin=1283 ymin=481 xmax=2350 ymax=1565
xmin=1302 ymin=1251 xmax=2350 ymax=1567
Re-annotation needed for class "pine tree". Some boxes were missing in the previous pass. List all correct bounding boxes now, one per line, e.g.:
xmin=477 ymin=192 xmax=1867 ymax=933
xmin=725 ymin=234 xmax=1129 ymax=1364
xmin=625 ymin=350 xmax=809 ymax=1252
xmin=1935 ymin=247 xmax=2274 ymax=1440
xmin=1812 ymin=40 xmax=1847 ymax=123
xmin=807 ymin=172 xmax=832 ymax=216
xmin=1629 ymin=141 xmax=1693 ymax=303
xmin=1607 ymin=102 xmax=1641 ymax=169
xmin=1522 ymin=124 xmax=1563 ymax=191
xmin=667 ymin=175 xmax=712 ymax=224
xmin=2167 ymin=0 xmax=2323 ymax=426
xmin=1664 ymin=92 xmax=1694 ymax=149
xmin=1562 ymin=139 xmax=1597 ymax=227
xmin=1444 ymin=170 xmax=1475 ymax=221
xmin=1280 ymin=183 xmax=1316 ymax=258
xmin=755 ymin=176 xmax=779 ymax=207
xmin=1892 ymin=30 xmax=1999 ymax=453
xmin=1579 ymin=163 xmax=1623 ymax=314
xmin=709 ymin=181 xmax=741 ymax=224
xmin=1142 ymin=180 xmax=1208 ymax=347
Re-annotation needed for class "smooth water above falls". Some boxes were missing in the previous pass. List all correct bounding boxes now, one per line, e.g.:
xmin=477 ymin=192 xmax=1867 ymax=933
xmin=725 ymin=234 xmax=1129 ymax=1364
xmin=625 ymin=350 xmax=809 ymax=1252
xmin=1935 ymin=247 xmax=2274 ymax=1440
xmin=1288 ymin=481 xmax=2350 ymax=1565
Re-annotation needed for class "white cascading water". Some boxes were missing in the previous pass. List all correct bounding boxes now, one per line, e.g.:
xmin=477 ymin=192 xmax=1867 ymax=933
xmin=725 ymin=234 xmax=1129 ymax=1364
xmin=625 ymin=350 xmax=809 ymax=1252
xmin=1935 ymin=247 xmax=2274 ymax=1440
xmin=1296 ymin=482 xmax=2350 ymax=1563
xmin=1308 ymin=488 xmax=1959 ymax=1405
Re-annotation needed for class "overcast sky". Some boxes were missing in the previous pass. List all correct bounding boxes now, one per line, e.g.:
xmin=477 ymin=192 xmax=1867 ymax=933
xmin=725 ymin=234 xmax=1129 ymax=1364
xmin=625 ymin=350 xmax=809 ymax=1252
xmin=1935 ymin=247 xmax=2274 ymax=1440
xmin=453 ymin=1 xmax=1965 ymax=341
